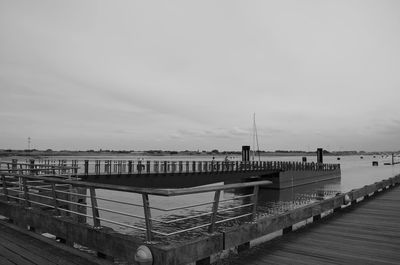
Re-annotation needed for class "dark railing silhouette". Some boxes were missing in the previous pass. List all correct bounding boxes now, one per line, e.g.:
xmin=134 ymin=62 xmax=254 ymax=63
xmin=0 ymin=159 xmax=340 ymax=176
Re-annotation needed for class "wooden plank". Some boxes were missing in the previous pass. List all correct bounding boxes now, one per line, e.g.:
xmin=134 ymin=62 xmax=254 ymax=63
xmin=222 ymin=185 xmax=400 ymax=265
xmin=0 ymin=244 xmax=35 ymax=265
xmin=0 ymin=225 xmax=80 ymax=265
xmin=0 ymin=256 xmax=16 ymax=265
xmin=0 ymin=221 xmax=113 ymax=265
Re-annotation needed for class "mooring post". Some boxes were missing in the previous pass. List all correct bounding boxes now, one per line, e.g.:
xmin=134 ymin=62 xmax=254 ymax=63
xmin=208 ymin=190 xmax=221 ymax=233
xmin=317 ymin=148 xmax=323 ymax=164
xmin=89 ymin=187 xmax=101 ymax=227
xmin=142 ymin=193 xmax=153 ymax=242
xmin=242 ymin=145 xmax=250 ymax=162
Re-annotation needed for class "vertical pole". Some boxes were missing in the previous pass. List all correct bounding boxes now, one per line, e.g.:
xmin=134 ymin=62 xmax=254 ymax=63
xmin=29 ymin=159 xmax=35 ymax=175
xmin=208 ymin=190 xmax=221 ymax=233
xmin=146 ymin=161 xmax=150 ymax=173
xmin=252 ymin=185 xmax=259 ymax=220
xmin=84 ymin=160 xmax=89 ymax=176
xmin=89 ymin=187 xmax=101 ymax=227
xmin=142 ymin=193 xmax=153 ymax=242
xmin=128 ymin=161 xmax=133 ymax=174
xmin=22 ymin=178 xmax=30 ymax=207
xmin=1 ymin=175 xmax=9 ymax=202
xmin=51 ymin=183 xmax=60 ymax=215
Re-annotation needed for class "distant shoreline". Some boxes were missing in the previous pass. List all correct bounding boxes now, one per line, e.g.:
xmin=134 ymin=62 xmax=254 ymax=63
xmin=0 ymin=149 xmax=390 ymax=158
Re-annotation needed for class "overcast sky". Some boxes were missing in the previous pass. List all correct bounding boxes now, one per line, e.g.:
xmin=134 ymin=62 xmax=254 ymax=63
xmin=1 ymin=0 xmax=400 ymax=152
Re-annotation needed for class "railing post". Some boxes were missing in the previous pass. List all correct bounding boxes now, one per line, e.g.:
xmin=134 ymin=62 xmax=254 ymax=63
xmin=146 ymin=161 xmax=150 ymax=173
xmin=29 ymin=159 xmax=36 ymax=175
xmin=51 ymin=183 xmax=60 ymax=215
xmin=22 ymin=178 xmax=31 ymax=207
xmin=89 ymin=187 xmax=101 ymax=228
xmin=142 ymin=193 xmax=153 ymax=242
xmin=1 ymin=175 xmax=9 ymax=202
xmin=252 ymin=185 xmax=259 ymax=220
xmin=154 ymin=161 xmax=159 ymax=173
xmin=179 ymin=161 xmax=183 ymax=173
xmin=84 ymin=160 xmax=89 ymax=175
xmin=128 ymin=161 xmax=133 ymax=174
xmin=163 ymin=161 xmax=167 ymax=174
xmin=208 ymin=190 xmax=221 ymax=233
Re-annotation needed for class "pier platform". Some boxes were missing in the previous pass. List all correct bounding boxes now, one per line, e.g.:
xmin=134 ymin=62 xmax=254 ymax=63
xmin=0 ymin=220 xmax=112 ymax=265
xmin=223 ymin=184 xmax=400 ymax=265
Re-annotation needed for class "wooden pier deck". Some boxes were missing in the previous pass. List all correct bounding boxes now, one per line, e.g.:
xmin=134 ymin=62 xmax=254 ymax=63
xmin=0 ymin=221 xmax=112 ymax=265
xmin=223 ymin=185 xmax=400 ymax=265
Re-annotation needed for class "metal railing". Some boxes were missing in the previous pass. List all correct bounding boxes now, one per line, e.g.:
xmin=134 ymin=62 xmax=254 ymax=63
xmin=0 ymin=160 xmax=78 ymax=175
xmin=0 ymin=172 xmax=271 ymax=241
xmin=0 ymin=159 xmax=341 ymax=176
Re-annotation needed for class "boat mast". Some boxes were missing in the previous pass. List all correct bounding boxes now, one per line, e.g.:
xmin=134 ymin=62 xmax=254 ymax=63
xmin=252 ymin=113 xmax=261 ymax=162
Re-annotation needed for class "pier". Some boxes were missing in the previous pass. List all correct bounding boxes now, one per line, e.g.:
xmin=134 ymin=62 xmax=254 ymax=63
xmin=0 ymin=159 xmax=341 ymax=188
xmin=0 ymin=159 xmax=398 ymax=264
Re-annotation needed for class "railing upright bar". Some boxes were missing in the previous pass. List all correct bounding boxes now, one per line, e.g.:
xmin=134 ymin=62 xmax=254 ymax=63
xmin=208 ymin=190 xmax=221 ymax=233
xmin=84 ymin=160 xmax=89 ymax=176
xmin=22 ymin=178 xmax=31 ymax=207
xmin=142 ymin=193 xmax=153 ymax=242
xmin=51 ymin=183 xmax=60 ymax=215
xmin=252 ymin=185 xmax=259 ymax=220
xmin=1 ymin=175 xmax=9 ymax=201
xmin=89 ymin=187 xmax=101 ymax=227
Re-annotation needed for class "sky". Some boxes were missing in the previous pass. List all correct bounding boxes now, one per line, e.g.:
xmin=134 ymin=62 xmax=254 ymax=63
xmin=1 ymin=0 xmax=400 ymax=152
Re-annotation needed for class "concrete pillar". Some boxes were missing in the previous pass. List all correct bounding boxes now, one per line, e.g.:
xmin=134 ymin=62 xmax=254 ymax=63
xmin=242 ymin=146 xmax=250 ymax=162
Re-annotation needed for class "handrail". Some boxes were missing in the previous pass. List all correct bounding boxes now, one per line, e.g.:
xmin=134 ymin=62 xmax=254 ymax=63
xmin=0 ymin=172 xmax=271 ymax=196
xmin=0 ymin=171 xmax=271 ymax=241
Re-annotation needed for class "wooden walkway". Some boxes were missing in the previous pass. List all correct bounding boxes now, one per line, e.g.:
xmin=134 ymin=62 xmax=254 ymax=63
xmin=224 ymin=185 xmax=400 ymax=265
xmin=0 ymin=221 xmax=112 ymax=265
